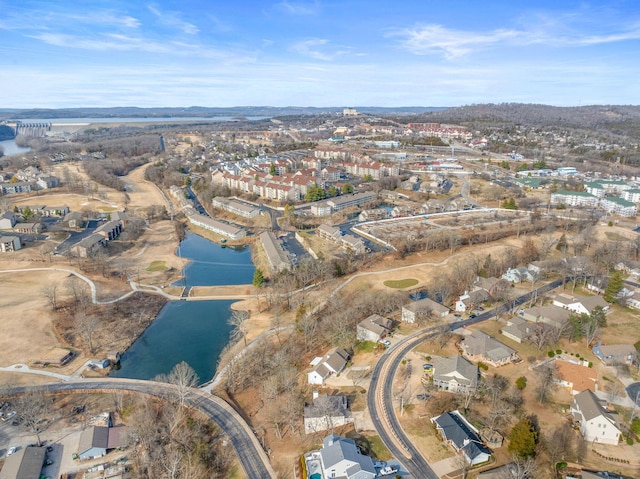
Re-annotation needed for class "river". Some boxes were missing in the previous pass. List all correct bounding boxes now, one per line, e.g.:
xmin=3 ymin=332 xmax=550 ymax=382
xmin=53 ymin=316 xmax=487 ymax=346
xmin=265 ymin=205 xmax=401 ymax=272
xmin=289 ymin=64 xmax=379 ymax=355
xmin=110 ymin=232 xmax=255 ymax=384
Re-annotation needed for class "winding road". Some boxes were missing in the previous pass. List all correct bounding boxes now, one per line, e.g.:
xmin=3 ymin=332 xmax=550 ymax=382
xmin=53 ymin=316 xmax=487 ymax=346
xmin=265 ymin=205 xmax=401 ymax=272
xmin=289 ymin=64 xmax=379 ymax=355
xmin=367 ymin=277 xmax=566 ymax=478
xmin=3 ymin=378 xmax=277 ymax=479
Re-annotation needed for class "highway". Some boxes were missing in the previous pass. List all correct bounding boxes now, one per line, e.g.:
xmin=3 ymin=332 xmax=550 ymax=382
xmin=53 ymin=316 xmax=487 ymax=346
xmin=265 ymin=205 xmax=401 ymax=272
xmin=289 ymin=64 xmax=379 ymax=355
xmin=4 ymin=378 xmax=277 ymax=479
xmin=367 ymin=277 xmax=566 ymax=478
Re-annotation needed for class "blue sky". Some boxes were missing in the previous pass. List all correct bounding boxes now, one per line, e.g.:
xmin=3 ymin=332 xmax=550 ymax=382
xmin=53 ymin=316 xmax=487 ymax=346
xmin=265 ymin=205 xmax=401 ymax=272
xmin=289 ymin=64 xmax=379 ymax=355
xmin=1 ymin=0 xmax=639 ymax=108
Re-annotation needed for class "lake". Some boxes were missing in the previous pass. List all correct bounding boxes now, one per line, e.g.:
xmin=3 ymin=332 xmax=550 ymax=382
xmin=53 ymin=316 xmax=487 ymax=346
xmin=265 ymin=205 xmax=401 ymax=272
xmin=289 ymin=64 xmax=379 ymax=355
xmin=11 ymin=116 xmax=268 ymax=124
xmin=111 ymin=232 xmax=255 ymax=384
xmin=0 ymin=139 xmax=30 ymax=156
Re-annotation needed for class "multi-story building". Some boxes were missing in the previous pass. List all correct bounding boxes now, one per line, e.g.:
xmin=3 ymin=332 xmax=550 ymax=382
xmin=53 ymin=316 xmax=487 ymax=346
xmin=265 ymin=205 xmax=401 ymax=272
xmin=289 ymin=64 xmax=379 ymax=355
xmin=550 ymin=190 xmax=598 ymax=207
xmin=600 ymin=196 xmax=637 ymax=217
xmin=622 ymin=188 xmax=640 ymax=203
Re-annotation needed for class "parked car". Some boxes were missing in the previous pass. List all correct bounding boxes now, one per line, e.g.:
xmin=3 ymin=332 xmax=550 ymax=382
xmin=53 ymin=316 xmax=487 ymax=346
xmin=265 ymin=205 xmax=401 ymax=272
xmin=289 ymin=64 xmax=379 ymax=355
xmin=469 ymin=313 xmax=477 ymax=319
xmin=378 ymin=465 xmax=399 ymax=476
xmin=7 ymin=446 xmax=17 ymax=456
xmin=378 ymin=339 xmax=391 ymax=348
xmin=373 ymin=461 xmax=387 ymax=468
xmin=2 ymin=411 xmax=16 ymax=421
xmin=476 ymin=306 xmax=484 ymax=311
xmin=453 ymin=313 xmax=462 ymax=318
xmin=416 ymin=393 xmax=431 ymax=401
xmin=423 ymin=363 xmax=433 ymax=372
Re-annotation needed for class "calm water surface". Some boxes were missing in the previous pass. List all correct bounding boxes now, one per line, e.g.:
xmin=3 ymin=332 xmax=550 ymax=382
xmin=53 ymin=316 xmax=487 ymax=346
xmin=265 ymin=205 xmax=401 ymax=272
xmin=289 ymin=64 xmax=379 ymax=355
xmin=111 ymin=232 xmax=255 ymax=384
xmin=0 ymin=139 xmax=30 ymax=156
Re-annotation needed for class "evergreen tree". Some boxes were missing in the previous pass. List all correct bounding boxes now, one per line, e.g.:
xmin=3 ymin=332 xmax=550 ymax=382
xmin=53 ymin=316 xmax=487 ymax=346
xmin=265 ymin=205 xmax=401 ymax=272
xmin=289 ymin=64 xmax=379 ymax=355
xmin=253 ymin=268 xmax=265 ymax=288
xmin=604 ymin=270 xmax=624 ymax=303
xmin=341 ymin=183 xmax=354 ymax=194
xmin=508 ymin=417 xmax=538 ymax=458
xmin=556 ymin=233 xmax=568 ymax=253
xmin=269 ymin=163 xmax=276 ymax=176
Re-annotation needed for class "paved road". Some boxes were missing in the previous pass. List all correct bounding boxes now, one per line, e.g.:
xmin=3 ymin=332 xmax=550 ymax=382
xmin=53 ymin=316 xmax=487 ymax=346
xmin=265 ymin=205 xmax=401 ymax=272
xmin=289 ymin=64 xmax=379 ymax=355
xmin=367 ymin=277 xmax=567 ymax=478
xmin=3 ymin=378 xmax=277 ymax=479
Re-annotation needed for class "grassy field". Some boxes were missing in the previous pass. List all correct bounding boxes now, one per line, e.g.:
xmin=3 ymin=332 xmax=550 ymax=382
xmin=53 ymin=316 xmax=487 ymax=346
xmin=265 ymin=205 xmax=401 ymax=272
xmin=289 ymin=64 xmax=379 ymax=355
xmin=383 ymin=278 xmax=419 ymax=289
xmin=146 ymin=260 xmax=168 ymax=272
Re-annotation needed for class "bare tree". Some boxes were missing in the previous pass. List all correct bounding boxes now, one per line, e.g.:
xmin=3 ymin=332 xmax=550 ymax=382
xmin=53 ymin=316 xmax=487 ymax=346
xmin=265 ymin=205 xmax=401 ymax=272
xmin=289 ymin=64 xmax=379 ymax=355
xmin=228 ymin=309 xmax=249 ymax=346
xmin=535 ymin=365 xmax=556 ymax=404
xmin=16 ymin=391 xmax=50 ymax=446
xmin=156 ymin=361 xmax=199 ymax=408
xmin=75 ymin=312 xmax=100 ymax=354
xmin=41 ymin=283 xmax=58 ymax=311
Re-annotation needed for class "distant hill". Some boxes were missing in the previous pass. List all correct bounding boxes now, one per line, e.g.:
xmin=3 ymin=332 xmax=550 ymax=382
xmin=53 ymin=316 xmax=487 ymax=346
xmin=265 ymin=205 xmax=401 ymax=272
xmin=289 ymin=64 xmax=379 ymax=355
xmin=0 ymin=106 xmax=447 ymax=120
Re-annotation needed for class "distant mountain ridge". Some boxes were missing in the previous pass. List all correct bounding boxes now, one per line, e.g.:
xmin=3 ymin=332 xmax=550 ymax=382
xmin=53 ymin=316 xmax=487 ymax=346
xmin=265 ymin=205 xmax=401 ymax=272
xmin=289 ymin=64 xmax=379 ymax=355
xmin=0 ymin=106 xmax=447 ymax=120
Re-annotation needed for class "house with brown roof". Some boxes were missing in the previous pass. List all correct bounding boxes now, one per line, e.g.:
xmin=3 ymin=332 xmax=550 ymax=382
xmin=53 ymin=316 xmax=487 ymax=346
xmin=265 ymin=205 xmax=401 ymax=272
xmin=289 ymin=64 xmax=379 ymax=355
xmin=356 ymin=314 xmax=392 ymax=342
xmin=459 ymin=331 xmax=518 ymax=367
xmin=500 ymin=317 xmax=533 ymax=343
xmin=554 ymin=359 xmax=598 ymax=395
xmin=519 ymin=305 xmax=571 ymax=329
xmin=77 ymin=425 xmax=128 ymax=460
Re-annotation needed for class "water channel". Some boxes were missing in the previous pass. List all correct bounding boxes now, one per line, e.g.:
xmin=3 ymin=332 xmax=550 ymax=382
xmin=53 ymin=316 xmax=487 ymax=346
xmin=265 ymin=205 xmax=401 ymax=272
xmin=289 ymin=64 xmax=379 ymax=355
xmin=110 ymin=232 xmax=254 ymax=384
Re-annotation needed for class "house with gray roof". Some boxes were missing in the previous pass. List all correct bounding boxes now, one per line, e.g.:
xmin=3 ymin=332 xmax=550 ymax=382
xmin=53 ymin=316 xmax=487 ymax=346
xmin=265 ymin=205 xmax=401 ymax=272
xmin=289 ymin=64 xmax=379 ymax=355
xmin=304 ymin=392 xmax=353 ymax=434
xmin=319 ymin=434 xmax=376 ymax=479
xmin=571 ymin=390 xmax=621 ymax=445
xmin=455 ymin=290 xmax=489 ymax=312
xmin=431 ymin=410 xmax=491 ymax=465
xmin=552 ymin=293 xmax=609 ymax=315
xmin=432 ymin=356 xmax=479 ymax=393
xmin=519 ymin=305 xmax=571 ymax=329
xmin=356 ymin=314 xmax=392 ymax=343
xmin=500 ymin=317 xmax=533 ymax=343
xmin=0 ymin=446 xmax=46 ymax=479
xmin=402 ymin=297 xmax=449 ymax=323
xmin=308 ymin=348 xmax=350 ymax=385
xmin=460 ymin=331 xmax=518 ymax=366
xmin=592 ymin=342 xmax=637 ymax=366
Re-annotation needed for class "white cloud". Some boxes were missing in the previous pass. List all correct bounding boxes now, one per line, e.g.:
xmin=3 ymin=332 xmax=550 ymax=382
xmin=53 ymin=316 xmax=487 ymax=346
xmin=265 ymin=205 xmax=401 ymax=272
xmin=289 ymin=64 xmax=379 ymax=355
xmin=147 ymin=4 xmax=199 ymax=35
xmin=389 ymin=24 xmax=521 ymax=58
xmin=275 ymin=1 xmax=319 ymax=16
xmin=290 ymin=38 xmax=350 ymax=61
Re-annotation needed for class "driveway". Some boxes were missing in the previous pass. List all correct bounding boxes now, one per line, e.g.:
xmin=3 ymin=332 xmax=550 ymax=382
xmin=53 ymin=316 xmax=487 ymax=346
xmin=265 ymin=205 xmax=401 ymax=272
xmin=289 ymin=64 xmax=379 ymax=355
xmin=53 ymin=220 xmax=99 ymax=254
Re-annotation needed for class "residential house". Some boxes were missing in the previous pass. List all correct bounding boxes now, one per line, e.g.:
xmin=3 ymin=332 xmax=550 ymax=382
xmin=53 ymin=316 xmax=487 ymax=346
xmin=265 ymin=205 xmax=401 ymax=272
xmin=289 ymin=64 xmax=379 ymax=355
xmin=592 ymin=342 xmax=637 ymax=366
xmin=308 ymin=348 xmax=350 ymax=385
xmin=318 ymin=434 xmax=376 ymax=479
xmin=0 ymin=236 xmax=22 ymax=252
xmin=304 ymin=393 xmax=353 ymax=434
xmin=459 ymin=331 xmax=518 ymax=367
xmin=455 ymin=290 xmax=489 ymax=312
xmin=64 ymin=211 xmax=84 ymax=229
xmin=473 ymin=277 xmax=510 ymax=297
xmin=571 ymin=390 xmax=621 ymax=445
xmin=0 ymin=446 xmax=46 ymax=479
xmin=317 ymin=224 xmax=342 ymax=242
xmin=432 ymin=356 xmax=479 ymax=393
xmin=36 ymin=175 xmax=60 ymax=189
xmin=431 ymin=410 xmax=491 ymax=465
xmin=13 ymin=222 xmax=43 ymax=234
xmin=77 ymin=426 xmax=127 ymax=460
xmin=554 ymin=359 xmax=598 ymax=395
xmin=519 ymin=305 xmax=571 ymax=329
xmin=502 ymin=267 xmax=535 ymax=283
xmin=70 ymin=233 xmax=106 ymax=258
xmin=0 ymin=211 xmax=17 ymax=229
xmin=357 ymin=314 xmax=392 ymax=342
xmin=212 ymin=197 xmax=261 ymax=218
xmin=0 ymin=181 xmax=34 ymax=195
xmin=341 ymin=234 xmax=366 ymax=254
xmin=95 ymin=220 xmax=123 ymax=241
xmin=552 ymin=293 xmax=610 ymax=315
xmin=402 ymin=297 xmax=450 ymax=323
xmin=41 ymin=205 xmax=69 ymax=217
xmin=358 ymin=208 xmax=388 ymax=222
xmin=500 ymin=317 xmax=534 ymax=344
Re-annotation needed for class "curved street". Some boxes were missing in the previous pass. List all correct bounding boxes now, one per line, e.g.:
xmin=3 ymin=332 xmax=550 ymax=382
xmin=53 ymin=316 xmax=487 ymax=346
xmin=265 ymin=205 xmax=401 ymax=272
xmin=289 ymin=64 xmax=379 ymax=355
xmin=3 ymin=378 xmax=277 ymax=479
xmin=367 ymin=277 xmax=566 ymax=478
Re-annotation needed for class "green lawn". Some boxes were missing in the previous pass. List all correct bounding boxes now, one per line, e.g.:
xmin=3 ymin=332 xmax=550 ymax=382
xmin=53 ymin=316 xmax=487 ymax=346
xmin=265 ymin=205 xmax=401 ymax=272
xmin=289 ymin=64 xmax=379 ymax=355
xmin=146 ymin=260 xmax=168 ymax=272
xmin=383 ymin=278 xmax=419 ymax=289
